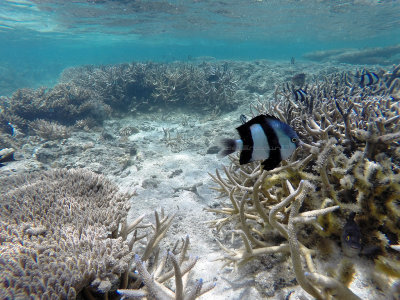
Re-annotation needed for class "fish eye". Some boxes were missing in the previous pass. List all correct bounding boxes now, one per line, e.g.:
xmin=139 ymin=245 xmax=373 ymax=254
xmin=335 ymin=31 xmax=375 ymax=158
xmin=291 ymin=138 xmax=298 ymax=143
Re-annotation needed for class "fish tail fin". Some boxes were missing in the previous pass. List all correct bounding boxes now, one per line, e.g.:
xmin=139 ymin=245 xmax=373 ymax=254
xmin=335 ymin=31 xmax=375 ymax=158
xmin=218 ymin=138 xmax=238 ymax=157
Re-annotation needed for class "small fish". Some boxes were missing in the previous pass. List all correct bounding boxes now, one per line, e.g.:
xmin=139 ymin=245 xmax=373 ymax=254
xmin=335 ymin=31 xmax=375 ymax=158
xmin=293 ymin=89 xmax=307 ymax=102
xmin=359 ymin=70 xmax=379 ymax=87
xmin=206 ymin=74 xmax=219 ymax=83
xmin=7 ymin=122 xmax=16 ymax=136
xmin=219 ymin=114 xmax=301 ymax=170
xmin=292 ymin=73 xmax=306 ymax=87
xmin=341 ymin=212 xmax=362 ymax=257
xmin=240 ymin=114 xmax=247 ymax=124
xmin=0 ymin=148 xmax=15 ymax=167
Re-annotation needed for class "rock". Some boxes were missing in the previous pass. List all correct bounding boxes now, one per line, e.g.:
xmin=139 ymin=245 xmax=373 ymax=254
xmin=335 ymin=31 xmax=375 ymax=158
xmin=142 ymin=177 xmax=161 ymax=189
xmin=168 ymin=169 xmax=183 ymax=178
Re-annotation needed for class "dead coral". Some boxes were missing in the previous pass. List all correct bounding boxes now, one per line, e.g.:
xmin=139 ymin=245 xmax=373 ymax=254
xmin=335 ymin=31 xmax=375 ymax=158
xmin=209 ymin=64 xmax=400 ymax=299
xmin=116 ymin=210 xmax=215 ymax=299
xmin=118 ymin=239 xmax=215 ymax=299
xmin=161 ymin=127 xmax=194 ymax=153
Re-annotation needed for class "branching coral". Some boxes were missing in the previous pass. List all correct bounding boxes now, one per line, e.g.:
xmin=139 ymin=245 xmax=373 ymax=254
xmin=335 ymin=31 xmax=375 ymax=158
xmin=0 ymin=169 xmax=214 ymax=299
xmin=1 ymin=61 xmax=238 ymax=134
xmin=29 ymin=119 xmax=71 ymax=140
xmin=118 ymin=251 xmax=215 ymax=299
xmin=0 ymin=168 xmax=132 ymax=298
xmin=0 ymin=83 xmax=107 ymax=132
xmin=61 ymin=61 xmax=239 ymax=113
xmin=383 ymin=64 xmax=400 ymax=100
xmin=208 ymin=64 xmax=400 ymax=298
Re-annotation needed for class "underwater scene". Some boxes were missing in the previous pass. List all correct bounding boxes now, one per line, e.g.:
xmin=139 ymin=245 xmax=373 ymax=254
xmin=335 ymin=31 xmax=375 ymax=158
xmin=1 ymin=0 xmax=400 ymax=299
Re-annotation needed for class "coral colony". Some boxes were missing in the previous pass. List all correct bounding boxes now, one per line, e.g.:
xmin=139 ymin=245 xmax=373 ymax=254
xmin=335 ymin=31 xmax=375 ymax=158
xmin=208 ymin=64 xmax=400 ymax=299
xmin=0 ymin=169 xmax=214 ymax=299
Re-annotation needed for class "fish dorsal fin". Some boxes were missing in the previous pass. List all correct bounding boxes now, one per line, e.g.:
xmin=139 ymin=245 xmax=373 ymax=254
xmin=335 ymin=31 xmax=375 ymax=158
xmin=263 ymin=114 xmax=281 ymax=122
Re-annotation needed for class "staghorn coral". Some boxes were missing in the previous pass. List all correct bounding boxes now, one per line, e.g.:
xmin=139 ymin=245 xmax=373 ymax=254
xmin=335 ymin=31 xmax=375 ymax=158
xmin=29 ymin=119 xmax=71 ymax=140
xmin=0 ymin=169 xmax=213 ymax=299
xmin=60 ymin=61 xmax=239 ymax=113
xmin=208 ymin=64 xmax=400 ymax=298
xmin=382 ymin=64 xmax=400 ymax=100
xmin=118 ymin=243 xmax=215 ymax=299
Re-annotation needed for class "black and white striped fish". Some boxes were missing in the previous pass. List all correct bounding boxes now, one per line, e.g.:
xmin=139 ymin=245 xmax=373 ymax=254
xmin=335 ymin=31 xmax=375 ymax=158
xmin=219 ymin=114 xmax=301 ymax=170
xmin=359 ymin=70 xmax=379 ymax=87
xmin=293 ymin=89 xmax=307 ymax=102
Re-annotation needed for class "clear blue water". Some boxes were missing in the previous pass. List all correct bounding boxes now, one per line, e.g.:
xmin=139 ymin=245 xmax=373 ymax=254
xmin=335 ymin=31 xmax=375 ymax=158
xmin=0 ymin=0 xmax=400 ymax=95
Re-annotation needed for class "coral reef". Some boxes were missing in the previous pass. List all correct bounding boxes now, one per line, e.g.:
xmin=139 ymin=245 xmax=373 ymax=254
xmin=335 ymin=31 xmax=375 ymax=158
xmin=0 ymin=61 xmax=239 ymax=136
xmin=0 ymin=83 xmax=108 ymax=132
xmin=60 ymin=61 xmax=239 ymax=113
xmin=0 ymin=169 xmax=213 ymax=299
xmin=208 ymin=64 xmax=400 ymax=298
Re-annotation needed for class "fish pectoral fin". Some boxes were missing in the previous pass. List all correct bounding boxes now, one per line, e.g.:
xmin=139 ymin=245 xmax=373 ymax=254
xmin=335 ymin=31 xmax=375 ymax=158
xmin=261 ymin=159 xmax=280 ymax=171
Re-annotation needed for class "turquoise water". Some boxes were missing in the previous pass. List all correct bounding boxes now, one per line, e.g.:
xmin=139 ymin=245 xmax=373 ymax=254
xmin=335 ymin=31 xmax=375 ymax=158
xmin=0 ymin=0 xmax=400 ymax=95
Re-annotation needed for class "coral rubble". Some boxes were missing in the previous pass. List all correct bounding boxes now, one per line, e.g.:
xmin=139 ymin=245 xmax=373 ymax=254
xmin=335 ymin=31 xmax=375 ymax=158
xmin=208 ymin=64 xmax=400 ymax=298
